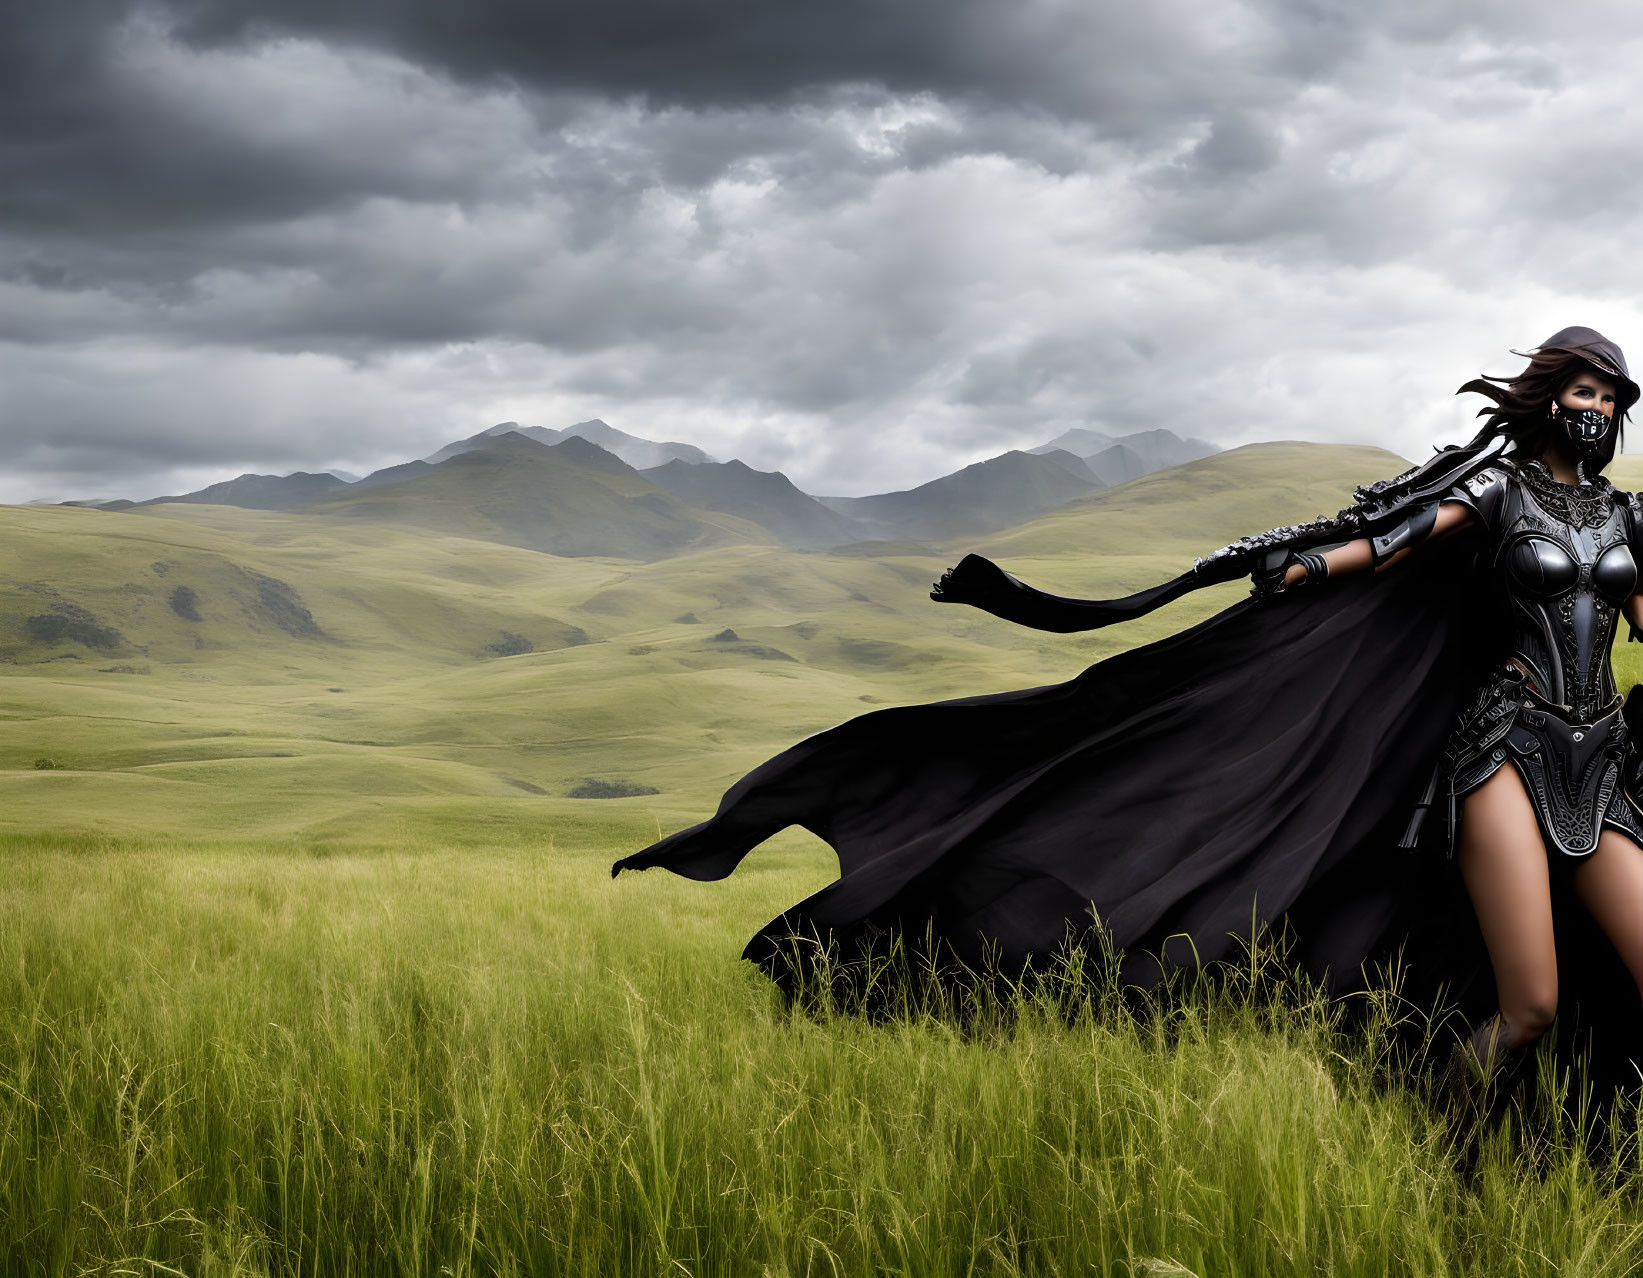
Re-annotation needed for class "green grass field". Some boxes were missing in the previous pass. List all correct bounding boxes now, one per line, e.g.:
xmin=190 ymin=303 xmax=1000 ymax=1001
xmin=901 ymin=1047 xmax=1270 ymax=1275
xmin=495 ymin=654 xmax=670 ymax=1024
xmin=10 ymin=830 xmax=1643 ymax=1276
xmin=8 ymin=442 xmax=1643 ymax=1273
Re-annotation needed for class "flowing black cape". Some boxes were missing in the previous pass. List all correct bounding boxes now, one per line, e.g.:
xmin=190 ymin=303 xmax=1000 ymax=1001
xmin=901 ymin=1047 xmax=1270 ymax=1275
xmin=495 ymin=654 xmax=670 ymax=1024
xmin=612 ymin=469 xmax=1643 ymax=1094
xmin=616 ymin=542 xmax=1484 ymax=988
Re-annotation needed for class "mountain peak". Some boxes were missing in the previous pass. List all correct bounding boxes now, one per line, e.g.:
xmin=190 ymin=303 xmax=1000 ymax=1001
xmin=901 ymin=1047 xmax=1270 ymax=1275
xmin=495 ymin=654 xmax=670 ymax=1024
xmin=820 ymin=446 xmax=1101 ymax=541
xmin=1030 ymin=427 xmax=1116 ymax=458
xmin=475 ymin=429 xmax=552 ymax=453
xmin=1026 ymin=427 xmax=1218 ymax=486
xmin=560 ymin=419 xmax=718 ymax=467
xmin=639 ymin=456 xmax=863 ymax=549
xmin=548 ymin=434 xmax=643 ymax=478
xmin=424 ymin=419 xmax=717 ymax=470
xmin=133 ymin=469 xmax=348 ymax=511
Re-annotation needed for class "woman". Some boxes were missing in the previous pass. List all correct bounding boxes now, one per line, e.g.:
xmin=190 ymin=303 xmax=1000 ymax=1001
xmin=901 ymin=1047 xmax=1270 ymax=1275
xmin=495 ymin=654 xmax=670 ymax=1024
xmin=613 ymin=327 xmax=1643 ymax=1109
xmin=1258 ymin=329 xmax=1643 ymax=1107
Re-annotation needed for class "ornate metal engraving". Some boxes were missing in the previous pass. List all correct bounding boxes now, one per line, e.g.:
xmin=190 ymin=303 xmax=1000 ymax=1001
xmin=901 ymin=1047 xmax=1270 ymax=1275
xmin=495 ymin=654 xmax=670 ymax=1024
xmin=1519 ymin=460 xmax=1615 ymax=527
xmin=1442 ymin=465 xmax=1640 ymax=854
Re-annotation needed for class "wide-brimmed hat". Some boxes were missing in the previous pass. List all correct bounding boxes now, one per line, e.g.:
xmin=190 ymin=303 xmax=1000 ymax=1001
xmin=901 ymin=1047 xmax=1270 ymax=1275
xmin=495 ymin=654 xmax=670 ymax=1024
xmin=1512 ymin=325 xmax=1640 ymax=414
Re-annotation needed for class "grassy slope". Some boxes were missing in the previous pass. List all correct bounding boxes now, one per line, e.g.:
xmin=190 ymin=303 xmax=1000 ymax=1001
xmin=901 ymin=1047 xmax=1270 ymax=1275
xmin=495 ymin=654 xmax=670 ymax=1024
xmin=8 ymin=439 xmax=1643 ymax=845
xmin=0 ymin=441 xmax=1427 ymax=842
xmin=10 ymin=441 xmax=1643 ymax=1271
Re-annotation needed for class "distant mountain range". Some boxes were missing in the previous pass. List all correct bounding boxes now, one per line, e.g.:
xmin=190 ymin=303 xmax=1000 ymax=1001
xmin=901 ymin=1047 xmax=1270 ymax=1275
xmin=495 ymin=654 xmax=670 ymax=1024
xmin=817 ymin=449 xmax=1103 ymax=541
xmin=1030 ymin=427 xmax=1220 ymax=484
xmin=640 ymin=457 xmax=859 ymax=550
xmin=116 ymin=471 xmax=350 ymax=512
xmin=426 ymin=419 xmax=716 ymax=468
xmin=59 ymin=419 xmax=1220 ymax=560
xmin=304 ymin=432 xmax=767 ymax=560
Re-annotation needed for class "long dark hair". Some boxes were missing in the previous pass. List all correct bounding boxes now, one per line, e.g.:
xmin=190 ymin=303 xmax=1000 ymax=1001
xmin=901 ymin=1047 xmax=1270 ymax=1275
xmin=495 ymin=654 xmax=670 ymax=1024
xmin=1341 ymin=342 xmax=1633 ymax=521
xmin=1455 ymin=348 xmax=1628 ymax=470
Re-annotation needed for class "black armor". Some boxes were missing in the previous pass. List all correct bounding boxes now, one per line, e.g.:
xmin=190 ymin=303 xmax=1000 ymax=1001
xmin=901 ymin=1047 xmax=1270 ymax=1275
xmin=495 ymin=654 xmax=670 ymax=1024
xmin=1436 ymin=458 xmax=1643 ymax=856
xmin=1370 ymin=502 xmax=1439 ymax=567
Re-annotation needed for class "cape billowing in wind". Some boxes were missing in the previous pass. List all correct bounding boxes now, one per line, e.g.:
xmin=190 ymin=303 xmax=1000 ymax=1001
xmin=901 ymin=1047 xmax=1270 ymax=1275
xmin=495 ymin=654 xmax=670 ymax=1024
xmin=614 ymin=436 xmax=1643 ymax=1095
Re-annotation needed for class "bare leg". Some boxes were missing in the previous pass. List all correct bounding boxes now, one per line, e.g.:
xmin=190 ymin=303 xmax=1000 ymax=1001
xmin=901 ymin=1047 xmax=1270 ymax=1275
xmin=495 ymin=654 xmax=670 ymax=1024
xmin=1572 ymin=829 xmax=1643 ymax=1001
xmin=1457 ymin=764 xmax=1559 ymax=1046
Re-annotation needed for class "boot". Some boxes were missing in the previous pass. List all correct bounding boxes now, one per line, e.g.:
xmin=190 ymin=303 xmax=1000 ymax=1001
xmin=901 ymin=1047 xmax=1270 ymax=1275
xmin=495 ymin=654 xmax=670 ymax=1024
xmin=1436 ymin=1014 xmax=1536 ymax=1167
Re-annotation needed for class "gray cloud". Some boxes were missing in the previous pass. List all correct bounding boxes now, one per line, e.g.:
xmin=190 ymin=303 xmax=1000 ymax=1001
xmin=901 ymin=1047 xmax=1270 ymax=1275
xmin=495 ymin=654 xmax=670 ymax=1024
xmin=164 ymin=0 xmax=1295 ymax=128
xmin=6 ymin=0 xmax=1643 ymax=506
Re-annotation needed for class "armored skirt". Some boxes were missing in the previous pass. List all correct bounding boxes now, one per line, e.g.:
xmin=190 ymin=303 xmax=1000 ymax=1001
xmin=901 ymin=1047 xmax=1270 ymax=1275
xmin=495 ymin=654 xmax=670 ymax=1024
xmin=613 ymin=456 xmax=1643 ymax=1092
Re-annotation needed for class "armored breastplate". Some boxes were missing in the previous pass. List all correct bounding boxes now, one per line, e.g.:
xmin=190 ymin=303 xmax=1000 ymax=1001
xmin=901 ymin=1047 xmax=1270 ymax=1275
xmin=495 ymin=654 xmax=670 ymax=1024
xmin=1494 ymin=464 xmax=1637 ymax=721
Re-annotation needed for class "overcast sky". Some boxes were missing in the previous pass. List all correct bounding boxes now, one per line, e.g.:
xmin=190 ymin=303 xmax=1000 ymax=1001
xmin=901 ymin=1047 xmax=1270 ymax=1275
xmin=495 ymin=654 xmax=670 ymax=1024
xmin=6 ymin=0 xmax=1643 ymax=504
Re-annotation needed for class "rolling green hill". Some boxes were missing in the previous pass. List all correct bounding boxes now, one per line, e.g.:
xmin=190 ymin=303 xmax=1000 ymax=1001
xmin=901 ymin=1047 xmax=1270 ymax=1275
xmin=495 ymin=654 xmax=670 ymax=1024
xmin=11 ymin=439 xmax=1638 ymax=846
xmin=13 ymin=436 xmax=1643 ymax=1272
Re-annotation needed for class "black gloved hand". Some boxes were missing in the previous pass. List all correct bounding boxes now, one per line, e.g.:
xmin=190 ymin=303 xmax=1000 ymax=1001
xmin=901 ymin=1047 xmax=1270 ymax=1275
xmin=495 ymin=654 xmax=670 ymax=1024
xmin=1250 ymin=548 xmax=1294 ymax=600
xmin=1250 ymin=548 xmax=1328 ymax=600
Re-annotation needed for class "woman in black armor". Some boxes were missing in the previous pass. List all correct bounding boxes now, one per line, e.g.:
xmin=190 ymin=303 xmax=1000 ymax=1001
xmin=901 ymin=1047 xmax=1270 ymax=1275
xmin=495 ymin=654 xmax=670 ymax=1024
xmin=1259 ymin=328 xmax=1643 ymax=1104
xmin=613 ymin=326 xmax=1643 ymax=1112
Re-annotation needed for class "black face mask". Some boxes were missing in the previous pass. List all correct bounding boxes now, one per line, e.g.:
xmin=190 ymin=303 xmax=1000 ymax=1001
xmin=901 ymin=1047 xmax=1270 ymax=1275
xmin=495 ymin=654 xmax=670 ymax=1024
xmin=1551 ymin=403 xmax=1617 ymax=466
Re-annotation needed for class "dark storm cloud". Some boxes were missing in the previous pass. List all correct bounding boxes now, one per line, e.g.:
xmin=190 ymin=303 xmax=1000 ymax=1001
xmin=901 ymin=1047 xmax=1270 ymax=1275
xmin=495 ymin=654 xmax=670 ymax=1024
xmin=166 ymin=0 xmax=1277 ymax=128
xmin=161 ymin=0 xmax=1585 ymax=133
xmin=0 ymin=0 xmax=1609 ymax=241
xmin=5 ymin=0 xmax=1643 ymax=505
xmin=0 ymin=0 xmax=1401 ymax=244
xmin=0 ymin=10 xmax=563 ymax=242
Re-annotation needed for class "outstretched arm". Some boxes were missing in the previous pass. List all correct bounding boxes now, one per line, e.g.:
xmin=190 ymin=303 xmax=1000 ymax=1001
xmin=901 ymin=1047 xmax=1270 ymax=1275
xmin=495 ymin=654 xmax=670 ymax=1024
xmin=1278 ymin=500 xmax=1476 ymax=588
